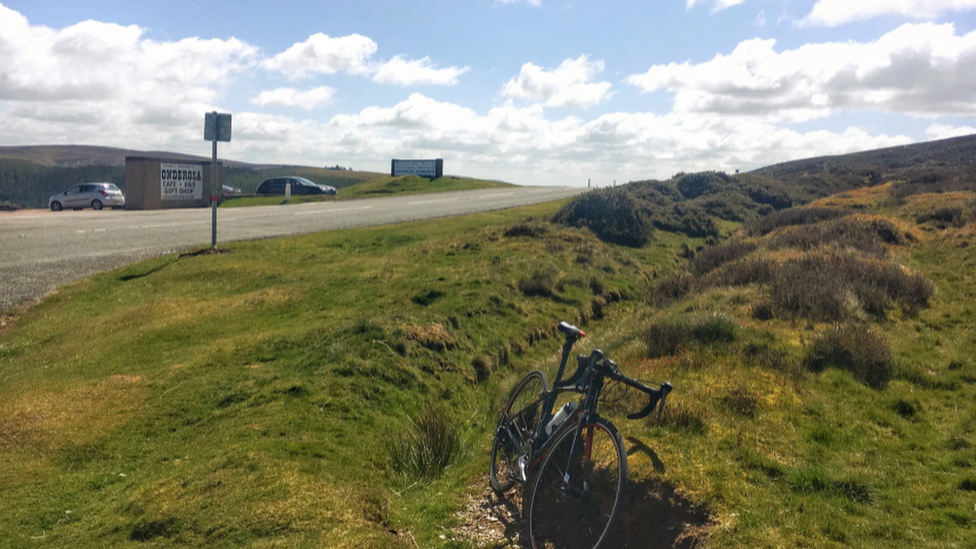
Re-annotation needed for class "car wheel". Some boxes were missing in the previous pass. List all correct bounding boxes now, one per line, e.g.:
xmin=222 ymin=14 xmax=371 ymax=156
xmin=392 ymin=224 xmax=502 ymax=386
xmin=51 ymin=201 xmax=62 ymax=211
xmin=92 ymin=200 xmax=103 ymax=210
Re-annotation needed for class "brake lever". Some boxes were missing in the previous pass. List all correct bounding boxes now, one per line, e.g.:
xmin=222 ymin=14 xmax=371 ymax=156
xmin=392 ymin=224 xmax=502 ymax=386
xmin=657 ymin=382 xmax=673 ymax=422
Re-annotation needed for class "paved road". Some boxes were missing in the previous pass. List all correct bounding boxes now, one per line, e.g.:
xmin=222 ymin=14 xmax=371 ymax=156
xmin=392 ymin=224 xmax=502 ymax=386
xmin=0 ymin=187 xmax=584 ymax=313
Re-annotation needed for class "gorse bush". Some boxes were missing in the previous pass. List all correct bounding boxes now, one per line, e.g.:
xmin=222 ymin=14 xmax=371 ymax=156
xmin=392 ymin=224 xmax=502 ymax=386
xmin=554 ymin=171 xmax=803 ymax=245
xmin=553 ymin=188 xmax=652 ymax=247
xmin=696 ymin=191 xmax=758 ymax=222
xmin=742 ymin=207 xmax=851 ymax=237
xmin=652 ymin=203 xmax=719 ymax=238
xmin=804 ymin=323 xmax=894 ymax=389
xmin=688 ymin=242 xmax=759 ymax=275
xmin=675 ymin=171 xmax=729 ymax=199
xmin=390 ymin=403 xmax=462 ymax=481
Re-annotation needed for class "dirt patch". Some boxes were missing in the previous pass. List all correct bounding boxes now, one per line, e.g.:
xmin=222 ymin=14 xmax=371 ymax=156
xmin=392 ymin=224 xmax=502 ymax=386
xmin=454 ymin=478 xmax=525 ymax=548
xmin=400 ymin=323 xmax=457 ymax=352
xmin=0 ymin=312 xmax=19 ymax=338
xmin=454 ymin=476 xmax=711 ymax=549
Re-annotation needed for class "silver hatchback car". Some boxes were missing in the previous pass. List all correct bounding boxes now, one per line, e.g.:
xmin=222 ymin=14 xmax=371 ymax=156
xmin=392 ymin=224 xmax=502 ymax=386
xmin=49 ymin=182 xmax=126 ymax=211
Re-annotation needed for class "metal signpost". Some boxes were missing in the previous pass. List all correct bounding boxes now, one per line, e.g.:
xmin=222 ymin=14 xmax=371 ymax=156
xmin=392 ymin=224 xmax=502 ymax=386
xmin=204 ymin=112 xmax=232 ymax=248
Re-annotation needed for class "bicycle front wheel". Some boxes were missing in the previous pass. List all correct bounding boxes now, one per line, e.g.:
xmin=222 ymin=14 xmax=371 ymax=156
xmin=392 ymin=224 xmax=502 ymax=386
xmin=489 ymin=370 xmax=549 ymax=493
xmin=527 ymin=416 xmax=627 ymax=549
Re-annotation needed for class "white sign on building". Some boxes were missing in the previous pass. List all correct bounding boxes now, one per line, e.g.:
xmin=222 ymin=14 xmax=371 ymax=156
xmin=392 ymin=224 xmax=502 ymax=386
xmin=160 ymin=163 xmax=203 ymax=201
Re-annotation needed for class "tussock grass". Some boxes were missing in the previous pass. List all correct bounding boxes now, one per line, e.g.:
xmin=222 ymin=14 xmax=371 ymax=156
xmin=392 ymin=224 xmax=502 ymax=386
xmin=643 ymin=313 xmax=738 ymax=358
xmin=804 ymin=323 xmax=894 ymax=389
xmin=390 ymin=404 xmax=463 ymax=481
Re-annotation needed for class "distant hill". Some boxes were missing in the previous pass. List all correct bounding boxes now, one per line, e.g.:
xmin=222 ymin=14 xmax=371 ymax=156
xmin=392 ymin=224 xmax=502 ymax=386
xmin=0 ymin=145 xmax=388 ymax=209
xmin=554 ymin=133 xmax=976 ymax=245
xmin=0 ymin=144 xmax=279 ymax=169
xmin=748 ymin=133 xmax=976 ymax=200
xmin=754 ymin=133 xmax=976 ymax=178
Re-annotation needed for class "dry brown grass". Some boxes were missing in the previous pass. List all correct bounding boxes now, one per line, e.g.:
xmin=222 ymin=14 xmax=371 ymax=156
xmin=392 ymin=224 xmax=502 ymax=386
xmin=0 ymin=377 xmax=147 ymax=451
xmin=399 ymin=323 xmax=457 ymax=352
xmin=809 ymin=183 xmax=892 ymax=210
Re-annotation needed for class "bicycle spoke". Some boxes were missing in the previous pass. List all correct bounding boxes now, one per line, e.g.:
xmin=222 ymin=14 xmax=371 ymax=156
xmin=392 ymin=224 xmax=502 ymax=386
xmin=490 ymin=371 xmax=549 ymax=493
xmin=528 ymin=419 xmax=626 ymax=549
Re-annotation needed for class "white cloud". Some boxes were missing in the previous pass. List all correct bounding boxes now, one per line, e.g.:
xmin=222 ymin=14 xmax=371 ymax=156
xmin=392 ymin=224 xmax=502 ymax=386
xmin=800 ymin=0 xmax=976 ymax=27
xmin=501 ymin=55 xmax=613 ymax=108
xmin=373 ymin=56 xmax=469 ymax=86
xmin=686 ymin=0 xmax=748 ymax=13
xmin=308 ymin=92 xmax=913 ymax=185
xmin=259 ymin=33 xmax=467 ymax=87
xmin=0 ymin=2 xmax=256 ymax=150
xmin=925 ymin=123 xmax=976 ymax=140
xmin=496 ymin=0 xmax=542 ymax=6
xmin=260 ymin=33 xmax=377 ymax=79
xmin=626 ymin=23 xmax=976 ymax=121
xmin=251 ymin=87 xmax=336 ymax=110
xmin=0 ymin=3 xmax=936 ymax=187
xmin=754 ymin=9 xmax=767 ymax=26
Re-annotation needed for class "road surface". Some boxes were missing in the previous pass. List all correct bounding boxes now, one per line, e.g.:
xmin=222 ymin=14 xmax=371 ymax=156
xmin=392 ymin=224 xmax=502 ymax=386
xmin=0 ymin=186 xmax=585 ymax=313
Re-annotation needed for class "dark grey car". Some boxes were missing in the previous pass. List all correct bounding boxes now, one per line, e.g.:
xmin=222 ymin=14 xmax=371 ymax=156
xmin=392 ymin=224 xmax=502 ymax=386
xmin=49 ymin=183 xmax=126 ymax=211
xmin=256 ymin=176 xmax=337 ymax=196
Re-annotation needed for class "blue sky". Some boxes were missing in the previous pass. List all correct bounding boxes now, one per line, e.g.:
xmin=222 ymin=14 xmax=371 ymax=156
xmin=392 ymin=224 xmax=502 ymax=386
xmin=1 ymin=0 xmax=975 ymax=186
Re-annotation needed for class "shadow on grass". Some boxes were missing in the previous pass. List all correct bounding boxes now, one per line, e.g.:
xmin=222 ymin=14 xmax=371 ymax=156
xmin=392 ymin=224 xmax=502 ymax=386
xmin=477 ymin=473 xmax=710 ymax=549
xmin=119 ymin=247 xmax=231 ymax=282
xmin=118 ymin=258 xmax=178 ymax=281
xmin=627 ymin=436 xmax=667 ymax=474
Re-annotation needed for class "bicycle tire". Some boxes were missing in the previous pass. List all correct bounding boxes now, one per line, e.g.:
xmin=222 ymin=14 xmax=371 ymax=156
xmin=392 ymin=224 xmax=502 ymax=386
xmin=527 ymin=415 xmax=627 ymax=549
xmin=489 ymin=370 xmax=550 ymax=493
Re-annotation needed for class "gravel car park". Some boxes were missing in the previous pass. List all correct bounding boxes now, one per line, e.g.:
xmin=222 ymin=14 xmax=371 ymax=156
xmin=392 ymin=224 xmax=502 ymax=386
xmin=49 ymin=183 xmax=125 ymax=211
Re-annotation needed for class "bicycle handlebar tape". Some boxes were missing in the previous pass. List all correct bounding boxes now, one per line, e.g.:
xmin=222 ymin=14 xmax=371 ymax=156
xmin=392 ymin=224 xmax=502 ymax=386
xmin=557 ymin=321 xmax=585 ymax=339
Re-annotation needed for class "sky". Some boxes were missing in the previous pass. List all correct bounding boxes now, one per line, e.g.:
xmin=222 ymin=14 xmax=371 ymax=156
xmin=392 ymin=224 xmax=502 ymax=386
xmin=1 ymin=0 xmax=975 ymax=186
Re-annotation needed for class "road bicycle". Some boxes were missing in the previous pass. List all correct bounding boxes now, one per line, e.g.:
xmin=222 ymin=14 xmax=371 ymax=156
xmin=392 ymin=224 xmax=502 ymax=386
xmin=489 ymin=321 xmax=672 ymax=549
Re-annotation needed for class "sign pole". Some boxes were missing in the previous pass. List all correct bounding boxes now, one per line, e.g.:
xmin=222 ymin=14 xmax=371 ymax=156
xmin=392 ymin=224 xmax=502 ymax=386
xmin=211 ymin=113 xmax=218 ymax=248
xmin=204 ymin=111 xmax=231 ymax=249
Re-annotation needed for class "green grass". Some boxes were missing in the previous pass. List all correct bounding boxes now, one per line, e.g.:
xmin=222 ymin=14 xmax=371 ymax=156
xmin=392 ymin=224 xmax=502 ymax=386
xmin=3 ymin=184 xmax=976 ymax=548
xmin=0 ymin=200 xmax=647 ymax=548
xmin=335 ymin=175 xmax=512 ymax=199
xmin=219 ymin=175 xmax=512 ymax=208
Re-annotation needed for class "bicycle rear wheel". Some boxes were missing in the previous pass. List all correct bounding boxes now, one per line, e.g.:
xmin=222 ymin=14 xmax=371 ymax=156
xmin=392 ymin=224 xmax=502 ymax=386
xmin=527 ymin=416 xmax=627 ymax=549
xmin=489 ymin=370 xmax=549 ymax=493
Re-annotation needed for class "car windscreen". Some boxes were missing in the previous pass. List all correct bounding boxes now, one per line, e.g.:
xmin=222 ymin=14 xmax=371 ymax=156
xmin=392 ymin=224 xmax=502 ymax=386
xmin=293 ymin=177 xmax=318 ymax=186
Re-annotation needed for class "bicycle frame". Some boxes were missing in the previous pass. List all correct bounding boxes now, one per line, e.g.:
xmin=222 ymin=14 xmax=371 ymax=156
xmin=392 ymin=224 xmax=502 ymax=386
xmin=522 ymin=334 xmax=602 ymax=471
